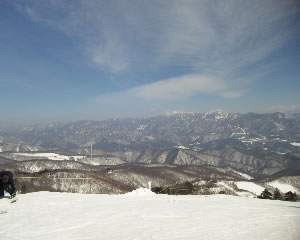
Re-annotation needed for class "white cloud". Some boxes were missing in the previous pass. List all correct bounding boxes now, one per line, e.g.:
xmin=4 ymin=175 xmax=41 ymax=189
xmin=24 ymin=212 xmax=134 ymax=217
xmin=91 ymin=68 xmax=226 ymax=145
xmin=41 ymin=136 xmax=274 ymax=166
xmin=93 ymin=74 xmax=242 ymax=103
xmin=131 ymin=74 xmax=227 ymax=100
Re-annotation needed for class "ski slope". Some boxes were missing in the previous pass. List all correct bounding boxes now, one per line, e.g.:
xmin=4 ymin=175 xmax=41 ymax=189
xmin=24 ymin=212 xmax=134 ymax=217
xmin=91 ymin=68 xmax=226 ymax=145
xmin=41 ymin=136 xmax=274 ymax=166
xmin=0 ymin=190 xmax=299 ymax=240
xmin=267 ymin=181 xmax=299 ymax=193
xmin=235 ymin=181 xmax=265 ymax=195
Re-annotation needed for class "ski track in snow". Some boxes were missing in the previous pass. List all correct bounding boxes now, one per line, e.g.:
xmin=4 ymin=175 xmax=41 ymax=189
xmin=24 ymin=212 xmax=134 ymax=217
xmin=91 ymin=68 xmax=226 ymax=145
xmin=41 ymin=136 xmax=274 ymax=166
xmin=0 ymin=191 xmax=300 ymax=240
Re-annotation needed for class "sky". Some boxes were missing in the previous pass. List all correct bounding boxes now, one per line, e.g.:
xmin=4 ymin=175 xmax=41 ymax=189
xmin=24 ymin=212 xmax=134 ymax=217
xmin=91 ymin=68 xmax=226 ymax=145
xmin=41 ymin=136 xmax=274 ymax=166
xmin=1 ymin=0 xmax=300 ymax=125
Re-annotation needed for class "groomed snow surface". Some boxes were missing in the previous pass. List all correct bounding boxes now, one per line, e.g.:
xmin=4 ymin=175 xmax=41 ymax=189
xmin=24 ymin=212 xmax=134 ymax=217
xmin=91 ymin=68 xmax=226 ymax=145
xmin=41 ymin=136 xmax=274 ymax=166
xmin=268 ymin=181 xmax=299 ymax=193
xmin=15 ymin=152 xmax=85 ymax=161
xmin=236 ymin=182 xmax=265 ymax=195
xmin=235 ymin=181 xmax=299 ymax=195
xmin=1 ymin=189 xmax=300 ymax=240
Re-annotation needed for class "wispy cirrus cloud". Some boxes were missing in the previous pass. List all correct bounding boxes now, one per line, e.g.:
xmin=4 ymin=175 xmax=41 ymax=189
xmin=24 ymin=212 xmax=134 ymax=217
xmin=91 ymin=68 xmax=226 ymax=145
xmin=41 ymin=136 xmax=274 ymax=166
xmin=93 ymin=74 xmax=244 ymax=106
xmin=11 ymin=0 xmax=300 ymax=102
xmin=131 ymin=74 xmax=243 ymax=100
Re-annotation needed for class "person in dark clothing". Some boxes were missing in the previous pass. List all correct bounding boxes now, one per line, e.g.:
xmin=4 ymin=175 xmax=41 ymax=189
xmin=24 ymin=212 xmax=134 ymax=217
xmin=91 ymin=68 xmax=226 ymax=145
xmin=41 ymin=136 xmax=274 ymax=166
xmin=0 ymin=171 xmax=16 ymax=199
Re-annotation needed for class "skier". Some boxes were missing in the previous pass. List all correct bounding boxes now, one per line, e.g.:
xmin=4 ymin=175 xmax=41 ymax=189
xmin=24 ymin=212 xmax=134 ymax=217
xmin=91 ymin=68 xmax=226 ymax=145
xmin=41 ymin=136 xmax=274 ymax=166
xmin=0 ymin=171 xmax=16 ymax=199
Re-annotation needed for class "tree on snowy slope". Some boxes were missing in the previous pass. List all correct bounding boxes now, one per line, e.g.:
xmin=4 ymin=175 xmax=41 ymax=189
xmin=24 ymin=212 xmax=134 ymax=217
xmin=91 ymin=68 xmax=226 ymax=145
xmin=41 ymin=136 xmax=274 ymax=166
xmin=273 ymin=188 xmax=282 ymax=200
xmin=258 ymin=189 xmax=272 ymax=199
xmin=283 ymin=191 xmax=297 ymax=202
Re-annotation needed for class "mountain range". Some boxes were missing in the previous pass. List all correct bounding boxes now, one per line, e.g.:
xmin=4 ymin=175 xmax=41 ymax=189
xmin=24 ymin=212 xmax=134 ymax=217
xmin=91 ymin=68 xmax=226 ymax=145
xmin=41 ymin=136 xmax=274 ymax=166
xmin=0 ymin=111 xmax=300 ymax=176
xmin=1 ymin=111 xmax=300 ymax=195
xmin=1 ymin=111 xmax=300 ymax=151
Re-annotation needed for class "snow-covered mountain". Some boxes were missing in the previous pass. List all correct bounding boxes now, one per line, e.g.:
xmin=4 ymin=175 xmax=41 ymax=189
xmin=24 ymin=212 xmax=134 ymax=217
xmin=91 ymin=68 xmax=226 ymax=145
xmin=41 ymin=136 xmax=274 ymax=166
xmin=1 ymin=144 xmax=300 ymax=175
xmin=1 ymin=111 xmax=299 ymax=153
xmin=1 ymin=156 xmax=299 ymax=198
xmin=1 ymin=111 xmax=300 ymax=176
xmin=3 ymin=162 xmax=252 ymax=193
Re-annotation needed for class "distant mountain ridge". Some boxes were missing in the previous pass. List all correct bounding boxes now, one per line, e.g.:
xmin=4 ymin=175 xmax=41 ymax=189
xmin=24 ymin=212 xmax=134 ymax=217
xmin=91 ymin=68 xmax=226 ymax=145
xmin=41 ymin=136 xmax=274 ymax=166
xmin=1 ymin=111 xmax=300 ymax=175
xmin=1 ymin=111 xmax=300 ymax=151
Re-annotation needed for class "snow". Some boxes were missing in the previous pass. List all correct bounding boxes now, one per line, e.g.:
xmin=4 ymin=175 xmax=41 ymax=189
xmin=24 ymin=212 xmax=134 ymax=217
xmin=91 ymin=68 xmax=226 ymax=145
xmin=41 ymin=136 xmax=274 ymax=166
xmin=236 ymin=182 xmax=265 ymax=195
xmin=241 ymin=140 xmax=253 ymax=144
xmin=230 ymin=127 xmax=247 ymax=137
xmin=137 ymin=124 xmax=147 ymax=130
xmin=124 ymin=187 xmax=156 ymax=196
xmin=15 ymin=153 xmax=85 ymax=161
xmin=267 ymin=181 xmax=299 ymax=193
xmin=218 ymin=181 xmax=236 ymax=192
xmin=1 ymin=191 xmax=299 ymax=240
xmin=137 ymin=121 xmax=152 ymax=131
xmin=217 ymin=181 xmax=255 ymax=197
xmin=240 ymin=137 xmax=263 ymax=143
xmin=165 ymin=111 xmax=181 ymax=115
xmin=290 ymin=142 xmax=300 ymax=147
xmin=176 ymin=145 xmax=189 ymax=150
xmin=202 ymin=110 xmax=229 ymax=120
xmin=230 ymin=169 xmax=253 ymax=180
xmin=275 ymin=122 xmax=284 ymax=131
xmin=240 ymin=127 xmax=246 ymax=134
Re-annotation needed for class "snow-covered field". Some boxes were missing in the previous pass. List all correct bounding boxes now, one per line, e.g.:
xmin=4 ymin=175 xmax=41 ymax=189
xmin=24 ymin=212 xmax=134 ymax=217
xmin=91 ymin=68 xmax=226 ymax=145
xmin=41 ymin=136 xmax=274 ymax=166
xmin=1 ymin=189 xmax=299 ymax=240
xmin=15 ymin=152 xmax=85 ymax=161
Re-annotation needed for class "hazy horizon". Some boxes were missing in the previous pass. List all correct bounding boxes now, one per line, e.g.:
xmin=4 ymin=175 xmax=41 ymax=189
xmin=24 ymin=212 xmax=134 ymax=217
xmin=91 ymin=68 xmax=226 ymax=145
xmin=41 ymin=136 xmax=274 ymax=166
xmin=1 ymin=109 xmax=299 ymax=129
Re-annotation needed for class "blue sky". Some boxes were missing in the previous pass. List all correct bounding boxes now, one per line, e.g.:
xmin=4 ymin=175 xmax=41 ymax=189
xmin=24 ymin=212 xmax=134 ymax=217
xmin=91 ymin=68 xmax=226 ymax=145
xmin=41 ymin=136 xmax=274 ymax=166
xmin=1 ymin=0 xmax=300 ymax=125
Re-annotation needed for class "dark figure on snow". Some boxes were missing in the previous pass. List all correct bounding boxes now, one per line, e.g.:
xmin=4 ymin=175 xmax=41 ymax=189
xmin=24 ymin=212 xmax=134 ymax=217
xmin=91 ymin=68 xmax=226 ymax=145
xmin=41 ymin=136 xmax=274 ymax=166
xmin=0 ymin=171 xmax=16 ymax=199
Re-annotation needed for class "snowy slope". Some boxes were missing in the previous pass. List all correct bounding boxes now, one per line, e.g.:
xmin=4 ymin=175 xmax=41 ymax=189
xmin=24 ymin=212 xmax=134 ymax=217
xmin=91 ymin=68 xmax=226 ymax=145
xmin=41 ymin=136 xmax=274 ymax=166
xmin=217 ymin=181 xmax=255 ymax=197
xmin=15 ymin=152 xmax=85 ymax=161
xmin=0 ymin=191 xmax=299 ymax=240
xmin=267 ymin=181 xmax=299 ymax=193
xmin=235 ymin=181 xmax=265 ymax=195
